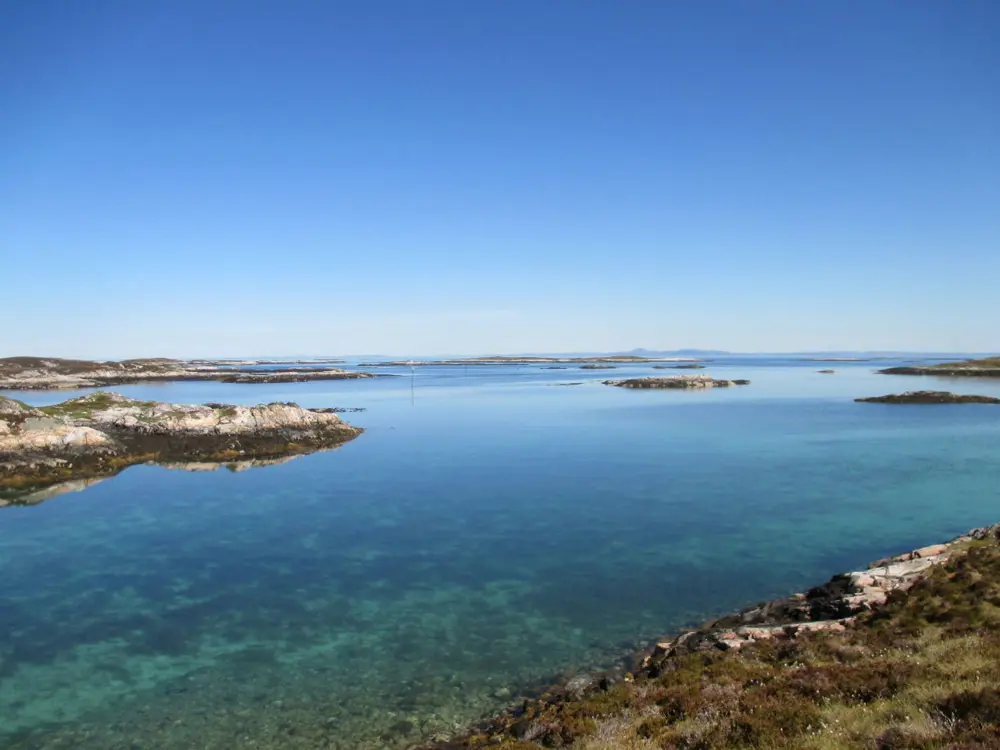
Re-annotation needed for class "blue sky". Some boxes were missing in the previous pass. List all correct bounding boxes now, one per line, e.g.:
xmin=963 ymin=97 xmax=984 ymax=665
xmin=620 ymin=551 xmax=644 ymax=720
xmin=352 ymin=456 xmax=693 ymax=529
xmin=3 ymin=1 xmax=998 ymax=357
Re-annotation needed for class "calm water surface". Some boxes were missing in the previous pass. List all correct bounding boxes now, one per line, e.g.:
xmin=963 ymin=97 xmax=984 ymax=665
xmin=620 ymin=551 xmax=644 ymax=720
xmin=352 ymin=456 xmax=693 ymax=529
xmin=2 ymin=359 xmax=1000 ymax=748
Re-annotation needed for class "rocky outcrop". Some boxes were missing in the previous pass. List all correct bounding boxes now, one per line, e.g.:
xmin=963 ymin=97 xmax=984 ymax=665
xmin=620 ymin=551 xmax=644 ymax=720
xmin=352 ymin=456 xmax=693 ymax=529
xmin=604 ymin=375 xmax=750 ymax=389
xmin=0 ymin=357 xmax=375 ymax=390
xmin=0 ymin=392 xmax=362 ymax=503
xmin=856 ymin=391 xmax=1000 ymax=404
xmin=653 ymin=364 xmax=706 ymax=370
xmin=579 ymin=364 xmax=617 ymax=370
xmin=642 ymin=532 xmax=995 ymax=660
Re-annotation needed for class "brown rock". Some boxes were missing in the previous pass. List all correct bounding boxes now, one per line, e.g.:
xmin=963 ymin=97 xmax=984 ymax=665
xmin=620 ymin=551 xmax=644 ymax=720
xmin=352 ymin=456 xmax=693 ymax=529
xmin=912 ymin=544 xmax=948 ymax=558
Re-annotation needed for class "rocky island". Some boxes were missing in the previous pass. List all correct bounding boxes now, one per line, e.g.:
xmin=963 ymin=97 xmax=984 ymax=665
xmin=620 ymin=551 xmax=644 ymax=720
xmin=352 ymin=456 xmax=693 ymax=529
xmin=856 ymin=391 xmax=1000 ymax=404
xmin=879 ymin=355 xmax=1000 ymax=378
xmin=604 ymin=375 xmax=750 ymax=389
xmin=0 ymin=356 xmax=376 ymax=390
xmin=417 ymin=524 xmax=1000 ymax=750
xmin=0 ymin=392 xmax=362 ymax=504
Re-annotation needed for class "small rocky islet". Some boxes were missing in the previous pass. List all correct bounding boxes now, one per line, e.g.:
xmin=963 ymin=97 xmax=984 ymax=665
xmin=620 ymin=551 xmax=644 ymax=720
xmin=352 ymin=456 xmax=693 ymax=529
xmin=879 ymin=355 xmax=1000 ymax=378
xmin=857 ymin=391 xmax=1000 ymax=404
xmin=604 ymin=374 xmax=751 ymax=389
xmin=0 ymin=392 xmax=362 ymax=504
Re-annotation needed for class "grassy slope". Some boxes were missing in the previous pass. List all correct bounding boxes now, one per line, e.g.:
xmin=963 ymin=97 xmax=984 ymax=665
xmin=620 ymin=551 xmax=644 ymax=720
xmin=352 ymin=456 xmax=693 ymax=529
xmin=480 ymin=539 xmax=1000 ymax=750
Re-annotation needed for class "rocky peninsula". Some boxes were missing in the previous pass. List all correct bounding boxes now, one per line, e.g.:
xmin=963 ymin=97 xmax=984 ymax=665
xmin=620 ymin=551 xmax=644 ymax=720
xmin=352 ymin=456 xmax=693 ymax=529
xmin=0 ymin=392 xmax=362 ymax=503
xmin=0 ymin=357 xmax=375 ymax=390
xmin=604 ymin=375 xmax=750 ymax=389
xmin=880 ymin=355 xmax=1000 ymax=378
xmin=857 ymin=391 xmax=1000 ymax=404
xmin=417 ymin=523 xmax=1000 ymax=750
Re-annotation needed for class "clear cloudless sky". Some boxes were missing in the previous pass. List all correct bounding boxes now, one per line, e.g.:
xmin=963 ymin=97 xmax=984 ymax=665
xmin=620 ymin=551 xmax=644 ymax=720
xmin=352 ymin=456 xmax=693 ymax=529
xmin=2 ymin=1 xmax=998 ymax=358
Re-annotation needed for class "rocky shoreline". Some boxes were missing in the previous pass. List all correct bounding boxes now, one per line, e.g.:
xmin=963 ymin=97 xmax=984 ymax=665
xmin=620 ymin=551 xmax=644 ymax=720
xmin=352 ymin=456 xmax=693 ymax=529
xmin=857 ymin=390 xmax=1000 ymax=404
xmin=0 ymin=356 xmax=376 ymax=390
xmin=604 ymin=375 xmax=751 ymax=389
xmin=0 ymin=392 xmax=362 ymax=503
xmin=413 ymin=522 xmax=1000 ymax=750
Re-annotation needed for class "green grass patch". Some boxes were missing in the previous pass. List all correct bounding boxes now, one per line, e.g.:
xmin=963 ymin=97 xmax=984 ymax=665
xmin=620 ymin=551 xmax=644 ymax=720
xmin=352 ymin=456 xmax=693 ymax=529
xmin=38 ymin=392 xmax=156 ymax=420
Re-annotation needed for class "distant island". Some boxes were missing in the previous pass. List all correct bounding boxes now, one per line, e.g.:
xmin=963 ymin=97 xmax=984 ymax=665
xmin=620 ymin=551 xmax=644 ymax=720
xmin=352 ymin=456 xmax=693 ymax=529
xmin=856 ymin=391 xmax=1000 ymax=404
xmin=879 ymin=355 xmax=1000 ymax=378
xmin=0 ymin=356 xmax=376 ymax=390
xmin=0 ymin=392 xmax=362 ymax=504
xmin=805 ymin=357 xmax=869 ymax=362
xmin=604 ymin=375 xmax=750 ymax=389
xmin=357 ymin=355 xmax=701 ymax=367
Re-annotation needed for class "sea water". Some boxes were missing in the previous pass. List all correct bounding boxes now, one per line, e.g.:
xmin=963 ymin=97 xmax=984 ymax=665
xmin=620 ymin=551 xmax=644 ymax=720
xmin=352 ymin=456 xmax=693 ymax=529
xmin=2 ymin=359 xmax=1000 ymax=748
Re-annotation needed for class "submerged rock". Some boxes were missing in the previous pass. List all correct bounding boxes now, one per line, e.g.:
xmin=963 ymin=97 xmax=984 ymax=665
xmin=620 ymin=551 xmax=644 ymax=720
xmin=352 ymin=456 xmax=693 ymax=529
xmin=0 ymin=392 xmax=362 ymax=503
xmin=856 ymin=391 xmax=1000 ymax=404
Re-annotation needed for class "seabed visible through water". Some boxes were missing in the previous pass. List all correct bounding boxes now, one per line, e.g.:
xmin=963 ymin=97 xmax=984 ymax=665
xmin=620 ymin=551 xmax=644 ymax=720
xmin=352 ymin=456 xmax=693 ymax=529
xmin=3 ymin=359 xmax=1000 ymax=748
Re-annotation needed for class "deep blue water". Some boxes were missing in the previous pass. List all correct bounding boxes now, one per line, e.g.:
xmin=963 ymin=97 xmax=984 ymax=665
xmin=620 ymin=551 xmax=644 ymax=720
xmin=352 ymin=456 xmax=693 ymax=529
xmin=2 ymin=358 xmax=1000 ymax=748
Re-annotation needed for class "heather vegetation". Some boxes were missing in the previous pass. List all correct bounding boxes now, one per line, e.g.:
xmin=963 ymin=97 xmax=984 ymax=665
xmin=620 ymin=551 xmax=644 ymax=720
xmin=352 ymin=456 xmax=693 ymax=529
xmin=452 ymin=538 xmax=1000 ymax=750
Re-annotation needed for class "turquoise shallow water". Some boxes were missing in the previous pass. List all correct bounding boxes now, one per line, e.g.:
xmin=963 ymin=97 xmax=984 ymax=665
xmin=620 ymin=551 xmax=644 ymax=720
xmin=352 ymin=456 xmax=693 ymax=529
xmin=2 ymin=359 xmax=1000 ymax=748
